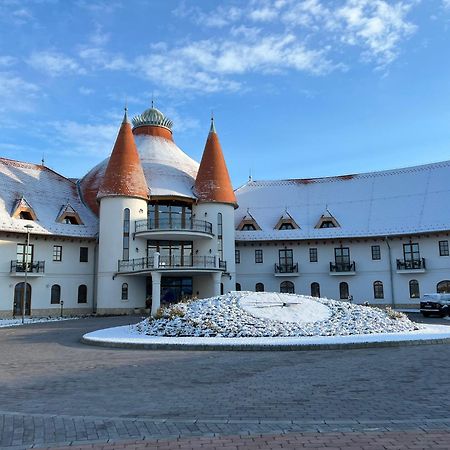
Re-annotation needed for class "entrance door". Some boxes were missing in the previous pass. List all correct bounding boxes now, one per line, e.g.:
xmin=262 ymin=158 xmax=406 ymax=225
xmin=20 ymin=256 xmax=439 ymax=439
xmin=13 ymin=282 xmax=31 ymax=316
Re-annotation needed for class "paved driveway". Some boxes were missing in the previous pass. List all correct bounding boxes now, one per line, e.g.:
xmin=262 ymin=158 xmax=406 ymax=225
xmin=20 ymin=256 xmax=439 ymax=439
xmin=1 ymin=314 xmax=450 ymax=449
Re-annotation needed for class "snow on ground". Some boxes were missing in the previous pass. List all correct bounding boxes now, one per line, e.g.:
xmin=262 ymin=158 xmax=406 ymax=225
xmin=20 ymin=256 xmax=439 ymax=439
xmin=133 ymin=291 xmax=419 ymax=338
xmin=0 ymin=316 xmax=78 ymax=328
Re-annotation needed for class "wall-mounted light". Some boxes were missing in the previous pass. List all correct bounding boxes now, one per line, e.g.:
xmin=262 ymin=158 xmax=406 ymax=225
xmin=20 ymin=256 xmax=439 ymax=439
xmin=195 ymin=249 xmax=199 ymax=254
xmin=209 ymin=249 xmax=212 ymax=253
xmin=139 ymin=209 xmax=144 ymax=213
xmin=204 ymin=212 xmax=207 ymax=217
xmin=136 ymin=248 xmax=139 ymax=252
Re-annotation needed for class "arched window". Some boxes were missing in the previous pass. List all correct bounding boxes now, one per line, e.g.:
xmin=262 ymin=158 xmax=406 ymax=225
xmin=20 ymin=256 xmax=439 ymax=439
xmin=121 ymin=283 xmax=128 ymax=301
xmin=51 ymin=284 xmax=61 ymax=304
xmin=255 ymin=282 xmax=264 ymax=292
xmin=437 ymin=280 xmax=450 ymax=294
xmin=311 ymin=282 xmax=320 ymax=298
xmin=280 ymin=281 xmax=295 ymax=294
xmin=373 ymin=281 xmax=384 ymax=299
xmin=123 ymin=208 xmax=130 ymax=261
xmin=236 ymin=283 xmax=241 ymax=291
xmin=77 ymin=285 xmax=87 ymax=304
xmin=220 ymin=283 xmax=224 ymax=295
xmin=217 ymin=213 xmax=223 ymax=260
xmin=409 ymin=280 xmax=420 ymax=299
xmin=339 ymin=282 xmax=349 ymax=300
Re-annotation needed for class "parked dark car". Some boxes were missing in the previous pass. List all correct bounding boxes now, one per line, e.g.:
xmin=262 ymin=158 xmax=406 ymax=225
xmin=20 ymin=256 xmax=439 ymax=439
xmin=420 ymin=293 xmax=450 ymax=317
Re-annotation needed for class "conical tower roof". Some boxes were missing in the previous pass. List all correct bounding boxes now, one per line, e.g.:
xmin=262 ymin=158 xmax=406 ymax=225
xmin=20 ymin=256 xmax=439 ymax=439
xmin=97 ymin=110 xmax=149 ymax=201
xmin=194 ymin=118 xmax=237 ymax=207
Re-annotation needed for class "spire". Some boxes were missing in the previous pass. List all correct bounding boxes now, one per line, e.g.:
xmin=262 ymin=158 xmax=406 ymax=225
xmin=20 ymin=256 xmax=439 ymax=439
xmin=210 ymin=111 xmax=216 ymax=133
xmin=97 ymin=112 xmax=149 ymax=201
xmin=122 ymin=106 xmax=128 ymax=124
xmin=194 ymin=118 xmax=237 ymax=207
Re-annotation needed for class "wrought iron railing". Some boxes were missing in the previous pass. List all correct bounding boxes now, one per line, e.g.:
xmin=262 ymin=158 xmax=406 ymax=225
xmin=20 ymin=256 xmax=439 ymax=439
xmin=135 ymin=218 xmax=213 ymax=235
xmin=10 ymin=260 xmax=45 ymax=274
xmin=330 ymin=261 xmax=356 ymax=272
xmin=396 ymin=258 xmax=426 ymax=270
xmin=274 ymin=263 xmax=298 ymax=273
xmin=118 ymin=255 xmax=226 ymax=272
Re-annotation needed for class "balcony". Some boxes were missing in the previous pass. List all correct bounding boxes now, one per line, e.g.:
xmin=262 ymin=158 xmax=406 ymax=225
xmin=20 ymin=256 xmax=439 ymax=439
xmin=118 ymin=255 xmax=226 ymax=274
xmin=329 ymin=261 xmax=356 ymax=275
xmin=134 ymin=218 xmax=213 ymax=240
xmin=274 ymin=263 xmax=299 ymax=276
xmin=10 ymin=260 xmax=45 ymax=277
xmin=396 ymin=258 xmax=426 ymax=273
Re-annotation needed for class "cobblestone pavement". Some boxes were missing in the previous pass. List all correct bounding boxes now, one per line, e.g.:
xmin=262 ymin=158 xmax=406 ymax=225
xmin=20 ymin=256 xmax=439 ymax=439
xmin=0 ymin=314 xmax=449 ymax=449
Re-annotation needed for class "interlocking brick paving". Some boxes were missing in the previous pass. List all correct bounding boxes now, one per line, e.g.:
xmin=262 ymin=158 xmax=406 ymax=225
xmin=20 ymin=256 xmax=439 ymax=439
xmin=0 ymin=315 xmax=449 ymax=449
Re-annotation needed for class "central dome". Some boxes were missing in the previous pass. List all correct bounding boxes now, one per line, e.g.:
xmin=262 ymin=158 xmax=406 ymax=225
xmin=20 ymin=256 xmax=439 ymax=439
xmin=79 ymin=107 xmax=199 ymax=214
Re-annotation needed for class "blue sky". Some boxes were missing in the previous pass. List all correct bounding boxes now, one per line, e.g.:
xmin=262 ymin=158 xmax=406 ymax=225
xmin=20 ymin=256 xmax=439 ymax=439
xmin=1 ymin=0 xmax=450 ymax=187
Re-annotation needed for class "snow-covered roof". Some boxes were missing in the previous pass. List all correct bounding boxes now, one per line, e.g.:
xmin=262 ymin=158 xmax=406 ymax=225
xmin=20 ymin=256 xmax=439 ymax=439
xmin=80 ymin=134 xmax=198 ymax=211
xmin=235 ymin=160 xmax=450 ymax=241
xmin=0 ymin=158 xmax=98 ymax=237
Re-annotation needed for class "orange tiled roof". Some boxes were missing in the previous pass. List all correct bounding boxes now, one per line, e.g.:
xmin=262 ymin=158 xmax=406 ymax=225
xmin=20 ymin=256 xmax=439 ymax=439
xmin=194 ymin=120 xmax=237 ymax=207
xmin=97 ymin=111 xmax=149 ymax=201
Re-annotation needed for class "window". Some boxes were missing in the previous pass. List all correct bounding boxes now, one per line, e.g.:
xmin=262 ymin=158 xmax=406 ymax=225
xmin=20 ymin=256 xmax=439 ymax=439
xmin=373 ymin=281 xmax=384 ymax=299
xmin=80 ymin=247 xmax=88 ymax=262
xmin=409 ymin=280 xmax=420 ymax=299
xmin=437 ymin=280 xmax=450 ymax=294
xmin=235 ymin=250 xmax=240 ymax=264
xmin=255 ymin=249 xmax=263 ymax=263
xmin=53 ymin=245 xmax=62 ymax=262
xmin=335 ymin=247 xmax=350 ymax=264
xmin=439 ymin=240 xmax=449 ymax=256
xmin=280 ymin=281 xmax=295 ymax=294
xmin=241 ymin=223 xmax=256 ymax=231
xmin=309 ymin=248 xmax=318 ymax=262
xmin=403 ymin=242 xmax=420 ymax=261
xmin=123 ymin=208 xmax=130 ymax=261
xmin=279 ymin=249 xmax=293 ymax=268
xmin=255 ymin=282 xmax=264 ymax=292
xmin=77 ymin=285 xmax=87 ymax=303
xmin=121 ymin=283 xmax=128 ymax=301
xmin=19 ymin=211 xmax=33 ymax=220
xmin=63 ymin=216 xmax=80 ymax=225
xmin=147 ymin=202 xmax=192 ymax=229
xmin=17 ymin=243 xmax=34 ymax=265
xmin=50 ymin=284 xmax=61 ymax=304
xmin=371 ymin=245 xmax=381 ymax=260
xmin=217 ymin=213 xmax=223 ymax=260
xmin=235 ymin=283 xmax=241 ymax=291
xmin=320 ymin=220 xmax=336 ymax=228
xmin=339 ymin=282 xmax=349 ymax=300
xmin=279 ymin=222 xmax=294 ymax=230
xmin=311 ymin=282 xmax=320 ymax=298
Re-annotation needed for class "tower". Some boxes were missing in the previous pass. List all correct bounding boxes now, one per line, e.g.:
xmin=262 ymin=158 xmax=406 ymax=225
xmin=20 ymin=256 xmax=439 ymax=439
xmin=194 ymin=117 xmax=238 ymax=294
xmin=96 ymin=109 xmax=149 ymax=314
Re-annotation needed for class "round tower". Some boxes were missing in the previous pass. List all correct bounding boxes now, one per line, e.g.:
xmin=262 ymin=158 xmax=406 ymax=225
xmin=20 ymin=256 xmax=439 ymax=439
xmin=96 ymin=109 xmax=149 ymax=314
xmin=193 ymin=117 xmax=238 ymax=295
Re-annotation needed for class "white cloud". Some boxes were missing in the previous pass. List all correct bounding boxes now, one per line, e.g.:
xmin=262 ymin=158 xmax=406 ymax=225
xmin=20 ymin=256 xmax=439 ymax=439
xmin=28 ymin=51 xmax=84 ymax=76
xmin=79 ymin=47 xmax=130 ymax=71
xmin=0 ymin=56 xmax=17 ymax=67
xmin=0 ymin=72 xmax=39 ymax=113
xmin=78 ymin=86 xmax=94 ymax=95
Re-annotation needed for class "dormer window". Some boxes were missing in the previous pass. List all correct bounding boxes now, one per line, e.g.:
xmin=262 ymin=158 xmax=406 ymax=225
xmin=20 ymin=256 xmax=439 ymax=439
xmin=279 ymin=223 xmax=294 ymax=230
xmin=11 ymin=196 xmax=37 ymax=221
xmin=315 ymin=213 xmax=340 ymax=229
xmin=237 ymin=213 xmax=261 ymax=231
xmin=274 ymin=212 xmax=300 ymax=231
xmin=56 ymin=203 xmax=83 ymax=225
xmin=19 ymin=211 xmax=34 ymax=220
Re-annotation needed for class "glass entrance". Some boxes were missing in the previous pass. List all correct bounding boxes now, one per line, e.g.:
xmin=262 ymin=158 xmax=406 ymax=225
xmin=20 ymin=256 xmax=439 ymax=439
xmin=13 ymin=282 xmax=31 ymax=316
xmin=161 ymin=277 xmax=193 ymax=304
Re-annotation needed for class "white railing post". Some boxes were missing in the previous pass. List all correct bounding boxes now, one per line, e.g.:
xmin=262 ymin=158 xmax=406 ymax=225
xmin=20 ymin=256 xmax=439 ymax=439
xmin=153 ymin=252 xmax=160 ymax=269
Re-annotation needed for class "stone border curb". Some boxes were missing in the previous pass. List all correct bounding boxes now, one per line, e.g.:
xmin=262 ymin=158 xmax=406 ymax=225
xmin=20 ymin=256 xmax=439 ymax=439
xmin=80 ymin=335 xmax=450 ymax=351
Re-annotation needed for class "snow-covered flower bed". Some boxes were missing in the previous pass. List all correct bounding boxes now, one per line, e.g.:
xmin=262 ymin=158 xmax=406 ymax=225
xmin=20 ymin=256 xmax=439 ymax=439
xmin=0 ymin=316 xmax=79 ymax=328
xmin=135 ymin=291 xmax=419 ymax=338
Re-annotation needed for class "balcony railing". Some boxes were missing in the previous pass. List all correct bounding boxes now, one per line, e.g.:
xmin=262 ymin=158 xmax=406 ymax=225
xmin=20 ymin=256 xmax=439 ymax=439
xmin=10 ymin=260 xmax=45 ymax=274
xmin=118 ymin=255 xmax=226 ymax=273
xmin=396 ymin=258 xmax=426 ymax=271
xmin=135 ymin=218 xmax=213 ymax=235
xmin=330 ymin=261 xmax=356 ymax=273
xmin=274 ymin=263 xmax=298 ymax=274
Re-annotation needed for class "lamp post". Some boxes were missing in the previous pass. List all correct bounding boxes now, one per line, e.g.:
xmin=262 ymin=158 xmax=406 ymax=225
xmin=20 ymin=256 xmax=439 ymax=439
xmin=22 ymin=224 xmax=34 ymax=324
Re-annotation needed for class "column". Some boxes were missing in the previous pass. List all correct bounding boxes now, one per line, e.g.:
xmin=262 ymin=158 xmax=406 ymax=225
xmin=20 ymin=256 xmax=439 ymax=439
xmin=212 ymin=271 xmax=221 ymax=297
xmin=151 ymin=271 xmax=161 ymax=317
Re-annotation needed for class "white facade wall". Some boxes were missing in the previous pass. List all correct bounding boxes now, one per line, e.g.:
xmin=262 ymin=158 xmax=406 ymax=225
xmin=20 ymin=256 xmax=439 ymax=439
xmin=235 ymin=234 xmax=450 ymax=307
xmin=97 ymin=196 xmax=148 ymax=314
xmin=0 ymin=234 xmax=95 ymax=317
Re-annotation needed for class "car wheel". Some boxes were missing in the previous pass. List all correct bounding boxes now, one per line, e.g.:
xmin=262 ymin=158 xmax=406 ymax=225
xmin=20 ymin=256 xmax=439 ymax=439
xmin=422 ymin=312 xmax=430 ymax=317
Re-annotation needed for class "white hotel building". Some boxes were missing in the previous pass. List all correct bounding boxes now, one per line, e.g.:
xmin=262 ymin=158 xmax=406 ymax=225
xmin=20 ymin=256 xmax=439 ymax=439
xmin=1 ymin=106 xmax=450 ymax=317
